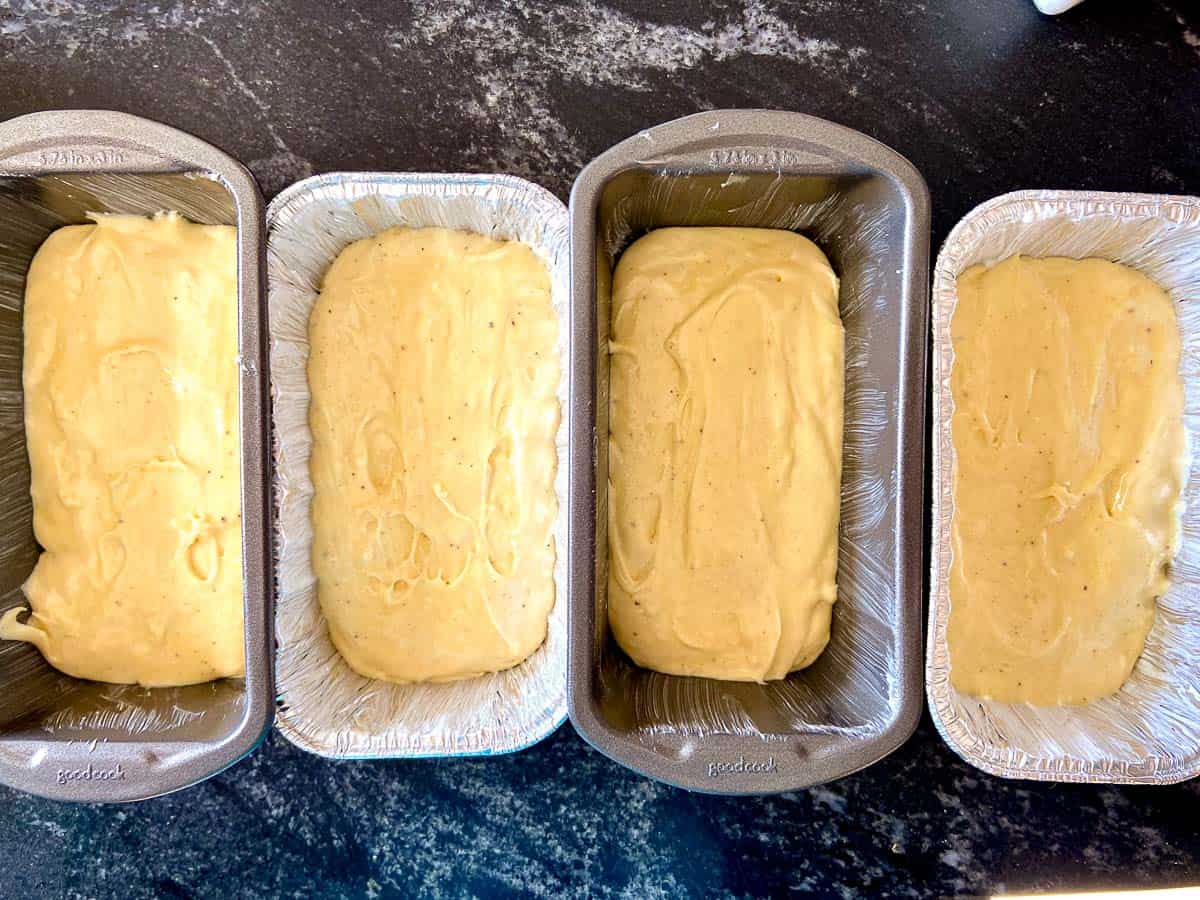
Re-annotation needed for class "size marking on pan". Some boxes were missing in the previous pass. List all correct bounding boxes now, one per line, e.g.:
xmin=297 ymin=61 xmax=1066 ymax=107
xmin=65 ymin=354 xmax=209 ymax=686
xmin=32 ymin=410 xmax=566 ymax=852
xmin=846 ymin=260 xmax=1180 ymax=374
xmin=38 ymin=148 xmax=127 ymax=167
xmin=708 ymin=148 xmax=811 ymax=168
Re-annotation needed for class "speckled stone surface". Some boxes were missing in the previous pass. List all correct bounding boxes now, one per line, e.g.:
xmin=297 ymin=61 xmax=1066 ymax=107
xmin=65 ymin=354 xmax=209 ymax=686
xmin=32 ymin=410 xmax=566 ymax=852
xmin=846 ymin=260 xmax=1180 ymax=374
xmin=1 ymin=1 xmax=1199 ymax=897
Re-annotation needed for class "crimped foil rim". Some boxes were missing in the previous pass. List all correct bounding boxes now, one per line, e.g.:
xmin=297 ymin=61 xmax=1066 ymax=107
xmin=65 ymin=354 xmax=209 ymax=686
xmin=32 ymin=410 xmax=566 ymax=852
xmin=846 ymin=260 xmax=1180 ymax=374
xmin=927 ymin=189 xmax=1200 ymax=784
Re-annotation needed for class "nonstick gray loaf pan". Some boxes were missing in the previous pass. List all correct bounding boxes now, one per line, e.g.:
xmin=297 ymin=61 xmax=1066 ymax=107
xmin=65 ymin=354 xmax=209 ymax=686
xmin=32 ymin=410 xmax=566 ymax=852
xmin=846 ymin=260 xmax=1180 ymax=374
xmin=567 ymin=110 xmax=930 ymax=794
xmin=0 ymin=110 xmax=273 ymax=802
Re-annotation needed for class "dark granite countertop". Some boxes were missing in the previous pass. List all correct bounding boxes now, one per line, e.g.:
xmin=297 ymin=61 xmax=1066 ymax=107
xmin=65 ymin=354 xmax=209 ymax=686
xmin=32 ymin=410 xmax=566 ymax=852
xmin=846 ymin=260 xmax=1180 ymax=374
xmin=1 ymin=1 xmax=1198 ymax=897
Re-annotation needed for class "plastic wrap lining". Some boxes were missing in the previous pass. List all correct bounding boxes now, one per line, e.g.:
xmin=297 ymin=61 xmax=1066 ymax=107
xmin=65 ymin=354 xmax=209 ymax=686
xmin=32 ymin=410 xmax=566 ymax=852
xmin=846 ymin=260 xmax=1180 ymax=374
xmin=0 ymin=172 xmax=246 ymax=744
xmin=593 ymin=169 xmax=904 ymax=738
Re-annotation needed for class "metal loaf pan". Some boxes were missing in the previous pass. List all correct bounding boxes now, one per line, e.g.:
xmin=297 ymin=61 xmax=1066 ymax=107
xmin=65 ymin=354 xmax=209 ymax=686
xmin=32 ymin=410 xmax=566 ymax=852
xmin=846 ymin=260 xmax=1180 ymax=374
xmin=0 ymin=110 xmax=273 ymax=801
xmin=928 ymin=190 xmax=1200 ymax=783
xmin=268 ymin=172 xmax=569 ymax=758
xmin=568 ymin=110 xmax=930 ymax=794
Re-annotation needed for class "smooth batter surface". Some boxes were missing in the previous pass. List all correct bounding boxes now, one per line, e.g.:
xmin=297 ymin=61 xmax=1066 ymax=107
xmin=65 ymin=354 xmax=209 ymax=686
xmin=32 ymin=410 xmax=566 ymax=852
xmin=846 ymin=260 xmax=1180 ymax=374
xmin=308 ymin=227 xmax=559 ymax=683
xmin=949 ymin=255 xmax=1186 ymax=705
xmin=607 ymin=227 xmax=844 ymax=682
xmin=0 ymin=213 xmax=244 ymax=687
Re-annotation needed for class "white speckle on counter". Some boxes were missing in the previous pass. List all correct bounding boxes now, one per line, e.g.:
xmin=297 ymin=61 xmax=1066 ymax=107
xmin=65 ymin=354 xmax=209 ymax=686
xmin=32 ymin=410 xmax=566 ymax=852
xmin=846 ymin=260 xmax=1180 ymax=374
xmin=0 ymin=0 xmax=218 ymax=49
xmin=383 ymin=0 xmax=867 ymax=176
xmin=1151 ymin=166 xmax=1186 ymax=190
xmin=200 ymin=36 xmax=278 ymax=142
xmin=707 ymin=0 xmax=865 ymax=66
xmin=30 ymin=817 xmax=67 ymax=839
xmin=119 ymin=20 xmax=148 ymax=45
xmin=248 ymin=151 xmax=315 ymax=197
xmin=394 ymin=0 xmax=866 ymax=80
xmin=1179 ymin=15 xmax=1200 ymax=56
xmin=198 ymin=33 xmax=313 ymax=186
xmin=810 ymin=784 xmax=848 ymax=814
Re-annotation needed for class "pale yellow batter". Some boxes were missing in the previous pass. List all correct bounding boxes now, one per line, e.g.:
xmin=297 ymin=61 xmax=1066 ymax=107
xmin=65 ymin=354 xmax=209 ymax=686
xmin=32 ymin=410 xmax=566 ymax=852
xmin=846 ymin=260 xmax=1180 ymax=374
xmin=0 ymin=213 xmax=244 ymax=687
xmin=308 ymin=227 xmax=559 ymax=683
xmin=949 ymin=255 xmax=1186 ymax=705
xmin=607 ymin=227 xmax=844 ymax=682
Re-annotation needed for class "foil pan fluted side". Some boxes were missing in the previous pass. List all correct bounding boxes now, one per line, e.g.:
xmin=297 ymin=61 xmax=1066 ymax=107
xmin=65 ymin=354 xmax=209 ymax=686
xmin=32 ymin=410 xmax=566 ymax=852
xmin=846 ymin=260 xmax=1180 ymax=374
xmin=927 ymin=189 xmax=1200 ymax=784
xmin=267 ymin=172 xmax=569 ymax=758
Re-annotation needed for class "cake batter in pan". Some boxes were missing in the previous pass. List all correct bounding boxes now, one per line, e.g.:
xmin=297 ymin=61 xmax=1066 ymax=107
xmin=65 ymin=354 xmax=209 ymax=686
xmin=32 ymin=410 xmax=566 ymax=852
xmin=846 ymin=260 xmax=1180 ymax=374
xmin=928 ymin=190 xmax=1200 ymax=783
xmin=568 ymin=110 xmax=930 ymax=794
xmin=0 ymin=110 xmax=273 ymax=802
xmin=268 ymin=172 xmax=569 ymax=758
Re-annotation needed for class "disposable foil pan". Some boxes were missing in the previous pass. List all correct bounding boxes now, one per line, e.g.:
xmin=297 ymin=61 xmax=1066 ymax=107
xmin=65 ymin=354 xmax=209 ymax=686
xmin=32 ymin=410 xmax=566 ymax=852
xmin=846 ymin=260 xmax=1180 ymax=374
xmin=928 ymin=189 xmax=1200 ymax=784
xmin=568 ymin=110 xmax=930 ymax=794
xmin=268 ymin=172 xmax=569 ymax=758
xmin=0 ymin=110 xmax=273 ymax=801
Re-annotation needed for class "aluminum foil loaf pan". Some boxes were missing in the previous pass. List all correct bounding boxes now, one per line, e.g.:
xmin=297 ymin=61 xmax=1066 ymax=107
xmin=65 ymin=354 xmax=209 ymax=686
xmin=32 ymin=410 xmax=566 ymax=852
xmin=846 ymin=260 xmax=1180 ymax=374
xmin=928 ymin=190 xmax=1200 ymax=784
xmin=568 ymin=110 xmax=930 ymax=794
xmin=268 ymin=172 xmax=569 ymax=758
xmin=0 ymin=110 xmax=273 ymax=801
